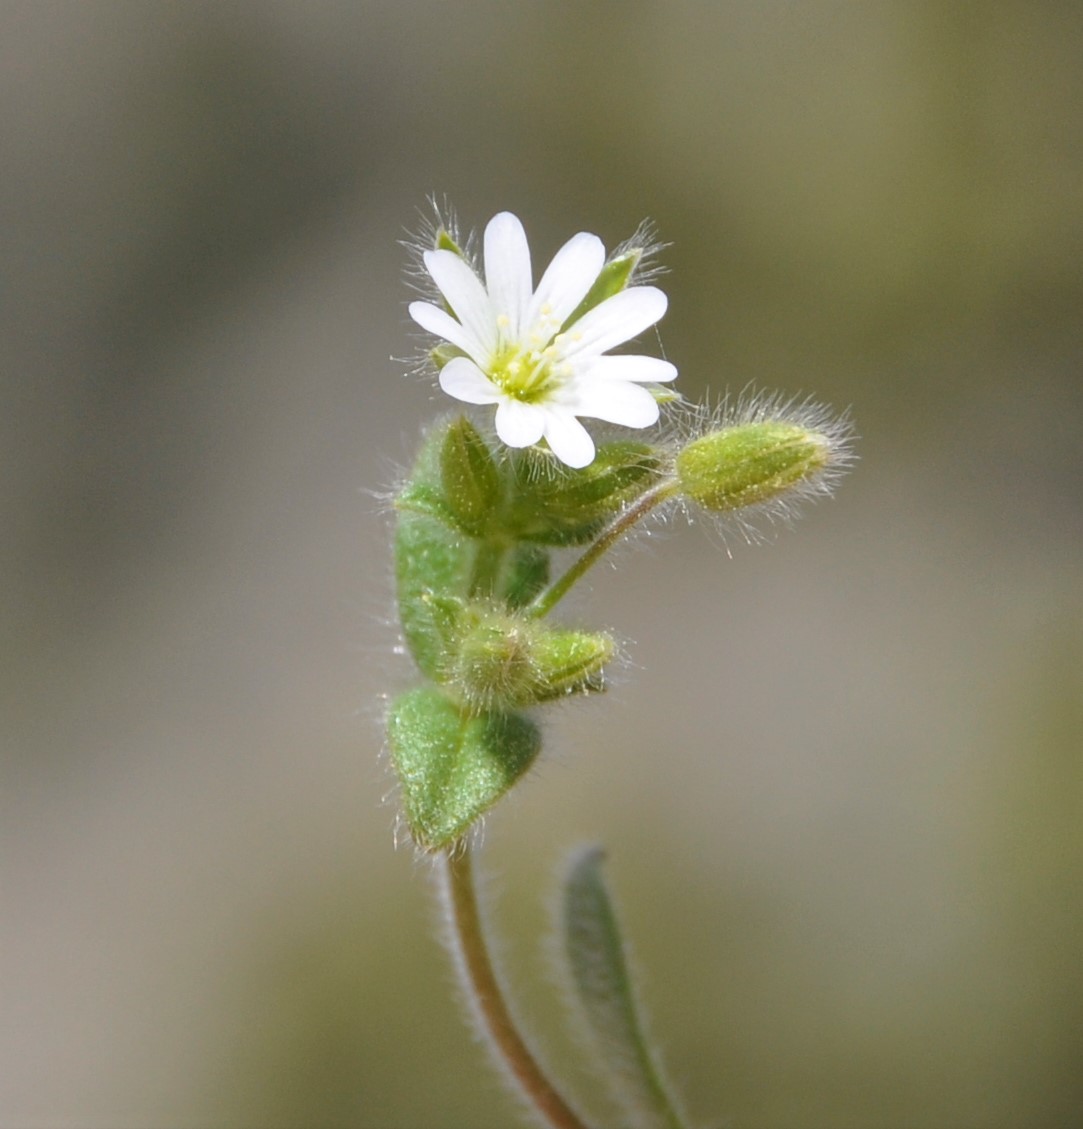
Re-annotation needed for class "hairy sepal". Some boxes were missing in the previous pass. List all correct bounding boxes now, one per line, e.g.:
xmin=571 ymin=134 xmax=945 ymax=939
xmin=507 ymin=441 xmax=665 ymax=546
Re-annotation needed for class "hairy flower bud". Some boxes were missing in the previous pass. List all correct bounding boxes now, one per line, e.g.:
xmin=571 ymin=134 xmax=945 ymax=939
xmin=453 ymin=607 xmax=614 ymax=712
xmin=676 ymin=420 xmax=836 ymax=513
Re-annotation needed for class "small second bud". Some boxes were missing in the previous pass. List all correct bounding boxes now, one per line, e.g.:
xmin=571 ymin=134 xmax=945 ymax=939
xmin=453 ymin=607 xmax=614 ymax=712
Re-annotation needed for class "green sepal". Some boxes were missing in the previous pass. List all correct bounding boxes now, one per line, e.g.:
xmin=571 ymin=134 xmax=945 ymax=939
xmin=387 ymin=687 xmax=541 ymax=851
xmin=503 ymin=544 xmax=550 ymax=609
xmin=439 ymin=417 xmax=503 ymax=538
xmin=507 ymin=441 xmax=664 ymax=546
xmin=529 ymin=627 xmax=614 ymax=703
xmin=560 ymin=848 xmax=690 ymax=1129
xmin=430 ymin=343 xmax=466 ymax=371
xmin=561 ymin=248 xmax=642 ymax=332
xmin=435 ymin=228 xmax=465 ymax=256
xmin=676 ymin=421 xmax=830 ymax=512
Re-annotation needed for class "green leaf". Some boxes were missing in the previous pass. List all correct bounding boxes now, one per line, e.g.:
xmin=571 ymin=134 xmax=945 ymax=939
xmin=561 ymin=848 xmax=690 ymax=1129
xmin=394 ymin=517 xmax=472 ymax=680
xmin=508 ymin=442 xmax=664 ymax=546
xmin=387 ymin=687 xmax=541 ymax=851
xmin=394 ymin=419 xmax=475 ymax=679
xmin=394 ymin=415 xmax=454 ymax=521
xmin=440 ymin=417 xmax=503 ymax=537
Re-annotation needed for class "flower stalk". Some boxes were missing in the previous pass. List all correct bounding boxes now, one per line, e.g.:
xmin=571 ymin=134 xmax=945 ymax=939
xmin=438 ymin=844 xmax=592 ymax=1129
xmin=527 ymin=478 xmax=680 ymax=618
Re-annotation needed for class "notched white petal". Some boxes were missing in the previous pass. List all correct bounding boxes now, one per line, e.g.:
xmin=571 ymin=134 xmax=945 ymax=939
xmin=577 ymin=355 xmax=678 ymax=383
xmin=483 ymin=212 xmax=532 ymax=342
xmin=527 ymin=232 xmax=606 ymax=336
xmin=569 ymin=380 xmax=660 ymax=428
xmin=438 ymin=357 xmax=500 ymax=405
xmin=423 ymin=250 xmax=498 ymax=357
xmin=409 ymin=301 xmax=489 ymax=364
xmin=495 ymin=399 xmax=546 ymax=448
xmin=559 ymin=286 xmax=668 ymax=358
xmin=542 ymin=410 xmax=596 ymax=469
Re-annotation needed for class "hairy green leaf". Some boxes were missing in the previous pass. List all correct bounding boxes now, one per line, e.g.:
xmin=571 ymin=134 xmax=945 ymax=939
xmin=387 ymin=687 xmax=541 ymax=850
xmin=561 ymin=848 xmax=690 ymax=1129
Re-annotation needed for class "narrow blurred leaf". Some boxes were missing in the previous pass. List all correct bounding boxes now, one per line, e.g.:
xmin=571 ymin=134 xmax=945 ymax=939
xmin=561 ymin=848 xmax=691 ymax=1129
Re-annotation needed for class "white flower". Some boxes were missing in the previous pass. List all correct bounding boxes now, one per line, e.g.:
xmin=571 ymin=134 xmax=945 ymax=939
xmin=409 ymin=211 xmax=677 ymax=469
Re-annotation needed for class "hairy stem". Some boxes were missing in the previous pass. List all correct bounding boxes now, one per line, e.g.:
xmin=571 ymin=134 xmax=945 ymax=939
xmin=469 ymin=540 xmax=506 ymax=599
xmin=438 ymin=844 xmax=592 ymax=1129
xmin=527 ymin=480 xmax=679 ymax=618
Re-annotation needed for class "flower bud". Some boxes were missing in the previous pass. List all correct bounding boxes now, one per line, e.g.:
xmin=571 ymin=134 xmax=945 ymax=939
xmin=453 ymin=606 xmax=615 ymax=711
xmin=676 ymin=421 xmax=833 ymax=512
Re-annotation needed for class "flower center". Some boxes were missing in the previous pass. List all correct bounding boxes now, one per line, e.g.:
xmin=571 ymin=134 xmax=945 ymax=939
xmin=489 ymin=339 xmax=572 ymax=404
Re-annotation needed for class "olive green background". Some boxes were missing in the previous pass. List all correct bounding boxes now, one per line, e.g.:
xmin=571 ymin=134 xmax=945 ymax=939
xmin=4 ymin=3 xmax=1081 ymax=1127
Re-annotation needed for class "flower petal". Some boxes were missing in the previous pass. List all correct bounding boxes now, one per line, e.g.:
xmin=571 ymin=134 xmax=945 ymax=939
xmin=558 ymin=286 xmax=668 ymax=358
xmin=576 ymin=355 xmax=678 ymax=383
xmin=565 ymin=379 xmax=660 ymax=428
xmin=438 ymin=357 xmax=501 ymax=405
xmin=483 ymin=212 xmax=532 ymax=344
xmin=526 ymin=232 xmax=606 ymax=342
xmin=423 ymin=249 xmax=498 ymax=358
xmin=409 ymin=301 xmax=490 ymax=364
xmin=542 ymin=410 xmax=596 ymax=469
xmin=494 ymin=399 xmax=546 ymax=448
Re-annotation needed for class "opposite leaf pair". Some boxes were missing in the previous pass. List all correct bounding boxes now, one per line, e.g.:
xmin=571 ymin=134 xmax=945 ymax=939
xmin=390 ymin=415 xmax=648 ymax=849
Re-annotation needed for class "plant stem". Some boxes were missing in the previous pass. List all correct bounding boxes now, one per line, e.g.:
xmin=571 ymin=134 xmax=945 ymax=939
xmin=469 ymin=540 xmax=506 ymax=599
xmin=527 ymin=480 xmax=679 ymax=618
xmin=439 ymin=844 xmax=592 ymax=1129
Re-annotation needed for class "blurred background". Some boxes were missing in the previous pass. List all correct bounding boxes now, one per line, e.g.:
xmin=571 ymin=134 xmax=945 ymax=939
xmin=3 ymin=3 xmax=1081 ymax=1127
